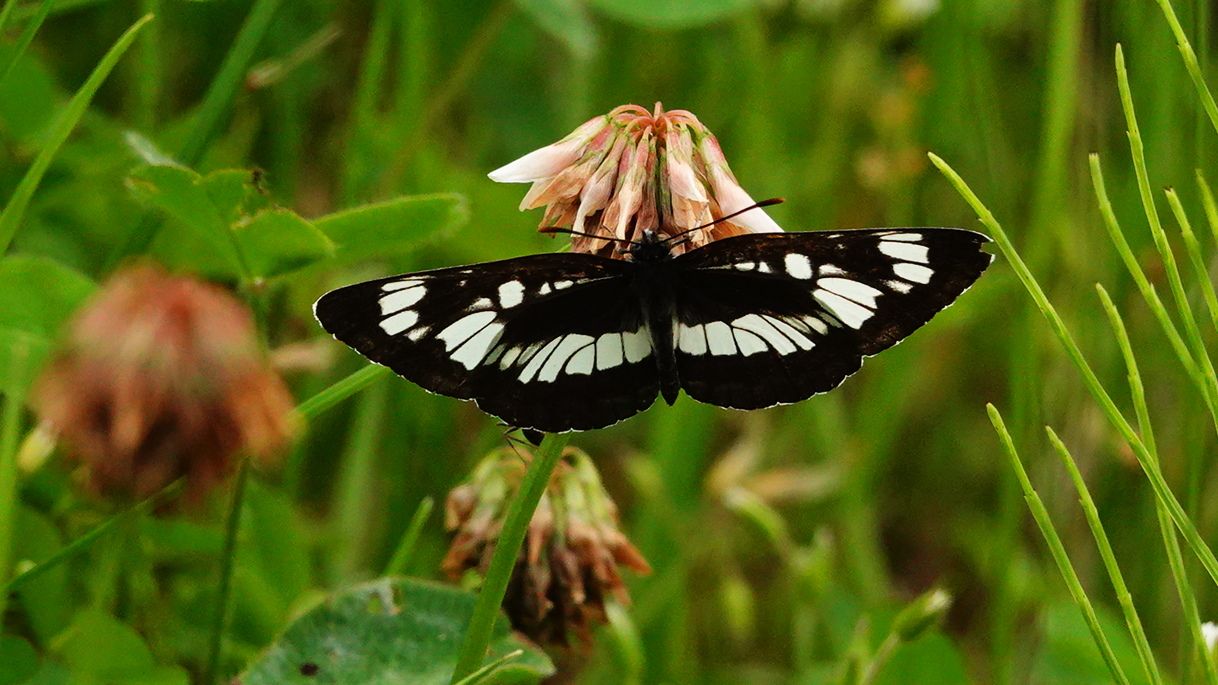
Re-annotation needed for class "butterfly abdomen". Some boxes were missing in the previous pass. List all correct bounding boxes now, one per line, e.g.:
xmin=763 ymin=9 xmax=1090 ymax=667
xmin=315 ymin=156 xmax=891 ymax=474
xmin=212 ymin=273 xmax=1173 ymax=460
xmin=634 ymin=274 xmax=681 ymax=405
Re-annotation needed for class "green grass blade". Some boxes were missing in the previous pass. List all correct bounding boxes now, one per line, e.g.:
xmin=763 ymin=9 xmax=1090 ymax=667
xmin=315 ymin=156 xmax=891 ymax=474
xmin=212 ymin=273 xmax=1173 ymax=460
xmin=1153 ymin=0 xmax=1218 ymax=137
xmin=1046 ymin=426 xmax=1163 ymax=685
xmin=175 ymin=0 xmax=283 ymax=165
xmin=0 ymin=0 xmax=17 ymax=34
xmin=0 ymin=0 xmax=53 ymax=84
xmin=986 ymin=405 xmax=1131 ymax=685
xmin=384 ymin=496 xmax=434 ymax=576
xmin=0 ymin=346 xmax=28 ymax=619
xmin=930 ymin=152 xmax=1218 ymax=588
xmin=0 ymin=13 xmax=153 ymax=253
xmin=1164 ymin=188 xmax=1218 ymax=335
xmin=295 ymin=365 xmax=391 ymax=422
xmin=1097 ymin=284 xmax=1218 ymax=685
xmin=1196 ymin=170 xmax=1218 ymax=248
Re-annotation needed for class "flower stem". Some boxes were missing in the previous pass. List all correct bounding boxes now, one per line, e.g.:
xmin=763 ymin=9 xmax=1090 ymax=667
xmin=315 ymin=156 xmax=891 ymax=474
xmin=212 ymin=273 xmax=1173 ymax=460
xmin=449 ymin=432 xmax=569 ymax=683
xmin=0 ymin=347 xmax=28 ymax=619
xmin=204 ymin=458 xmax=250 ymax=685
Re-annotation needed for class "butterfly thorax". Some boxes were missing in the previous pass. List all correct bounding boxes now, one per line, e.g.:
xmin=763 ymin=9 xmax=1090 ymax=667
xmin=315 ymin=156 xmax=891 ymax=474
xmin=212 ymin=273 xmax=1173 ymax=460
xmin=625 ymin=229 xmax=681 ymax=405
xmin=627 ymin=230 xmax=675 ymax=264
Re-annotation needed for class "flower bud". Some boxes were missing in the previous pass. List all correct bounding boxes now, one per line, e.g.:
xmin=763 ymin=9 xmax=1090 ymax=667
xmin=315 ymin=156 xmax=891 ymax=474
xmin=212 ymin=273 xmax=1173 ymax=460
xmin=892 ymin=587 xmax=952 ymax=642
xmin=443 ymin=446 xmax=650 ymax=644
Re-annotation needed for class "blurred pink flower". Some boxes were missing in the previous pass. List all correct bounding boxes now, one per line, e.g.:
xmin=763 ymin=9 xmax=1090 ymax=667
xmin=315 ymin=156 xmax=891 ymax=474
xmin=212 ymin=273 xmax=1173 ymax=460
xmin=489 ymin=104 xmax=782 ymax=259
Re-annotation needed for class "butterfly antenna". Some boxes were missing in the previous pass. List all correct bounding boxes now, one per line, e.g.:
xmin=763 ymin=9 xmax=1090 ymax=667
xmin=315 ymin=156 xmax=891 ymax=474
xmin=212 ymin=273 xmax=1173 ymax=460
xmin=659 ymin=197 xmax=784 ymax=245
xmin=539 ymin=226 xmax=643 ymax=247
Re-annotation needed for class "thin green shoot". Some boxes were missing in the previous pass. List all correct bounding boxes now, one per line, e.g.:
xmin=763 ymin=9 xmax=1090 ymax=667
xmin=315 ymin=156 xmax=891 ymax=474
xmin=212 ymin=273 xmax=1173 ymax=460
xmin=295 ymin=365 xmax=391 ymax=422
xmin=987 ymin=405 xmax=1131 ymax=685
xmin=1164 ymin=189 xmax=1218 ymax=336
xmin=0 ymin=0 xmax=53 ymax=84
xmin=1046 ymin=426 xmax=1162 ymax=685
xmin=930 ymin=151 xmax=1218 ymax=588
xmin=204 ymin=458 xmax=251 ymax=685
xmin=1153 ymin=0 xmax=1218 ymax=137
xmin=384 ymin=497 xmax=434 ymax=576
xmin=0 ymin=345 xmax=27 ymax=619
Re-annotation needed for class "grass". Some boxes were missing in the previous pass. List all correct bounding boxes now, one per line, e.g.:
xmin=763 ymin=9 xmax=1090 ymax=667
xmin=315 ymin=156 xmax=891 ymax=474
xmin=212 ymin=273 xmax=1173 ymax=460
xmin=3 ymin=1 xmax=1218 ymax=683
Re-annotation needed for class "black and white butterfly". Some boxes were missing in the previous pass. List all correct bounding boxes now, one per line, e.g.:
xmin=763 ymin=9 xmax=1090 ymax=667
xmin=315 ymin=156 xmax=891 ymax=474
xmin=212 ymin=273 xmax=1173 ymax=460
xmin=314 ymin=211 xmax=991 ymax=433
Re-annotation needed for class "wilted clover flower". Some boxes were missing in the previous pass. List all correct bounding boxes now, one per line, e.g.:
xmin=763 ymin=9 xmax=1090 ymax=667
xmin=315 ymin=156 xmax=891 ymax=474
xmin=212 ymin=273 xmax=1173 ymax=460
xmin=489 ymin=103 xmax=782 ymax=259
xmin=443 ymin=445 xmax=650 ymax=644
xmin=33 ymin=265 xmax=296 ymax=501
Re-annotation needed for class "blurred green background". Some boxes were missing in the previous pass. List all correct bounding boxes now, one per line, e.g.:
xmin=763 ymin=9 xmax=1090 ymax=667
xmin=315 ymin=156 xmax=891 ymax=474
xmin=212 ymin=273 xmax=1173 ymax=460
xmin=3 ymin=0 xmax=1218 ymax=683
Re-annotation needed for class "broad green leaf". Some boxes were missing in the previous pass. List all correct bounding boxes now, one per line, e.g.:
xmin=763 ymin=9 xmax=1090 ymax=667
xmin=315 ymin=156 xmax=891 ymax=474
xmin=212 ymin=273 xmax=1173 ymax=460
xmin=234 ymin=209 xmax=335 ymax=278
xmin=0 ymin=256 xmax=95 ymax=389
xmin=239 ymin=577 xmax=554 ymax=685
xmin=50 ymin=610 xmax=163 ymax=678
xmin=313 ymin=194 xmax=468 ymax=264
xmin=588 ymin=0 xmax=756 ymax=29
xmin=0 ymin=45 xmax=57 ymax=144
xmin=514 ymin=0 xmax=599 ymax=59
xmin=127 ymin=164 xmax=243 ymax=273
xmin=201 ymin=169 xmax=271 ymax=224
xmin=0 ymin=635 xmax=38 ymax=685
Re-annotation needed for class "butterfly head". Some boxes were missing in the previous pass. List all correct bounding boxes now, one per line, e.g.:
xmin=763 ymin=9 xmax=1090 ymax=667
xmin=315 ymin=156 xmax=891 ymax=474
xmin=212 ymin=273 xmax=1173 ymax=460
xmin=626 ymin=229 xmax=675 ymax=264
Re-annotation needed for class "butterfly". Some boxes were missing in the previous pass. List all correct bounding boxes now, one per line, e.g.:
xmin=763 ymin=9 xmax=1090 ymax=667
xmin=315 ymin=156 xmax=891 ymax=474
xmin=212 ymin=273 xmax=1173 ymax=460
xmin=314 ymin=204 xmax=991 ymax=433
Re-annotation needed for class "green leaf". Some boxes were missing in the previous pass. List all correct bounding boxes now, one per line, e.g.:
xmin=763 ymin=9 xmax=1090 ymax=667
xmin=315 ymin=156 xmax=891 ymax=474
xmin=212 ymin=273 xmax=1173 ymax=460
xmin=11 ymin=507 xmax=69 ymax=644
xmin=514 ymin=0 xmax=599 ymax=59
xmin=127 ymin=164 xmax=244 ymax=273
xmin=313 ymin=194 xmax=468 ymax=264
xmin=874 ymin=634 xmax=970 ymax=685
xmin=0 ymin=635 xmax=38 ymax=685
xmin=234 ymin=209 xmax=335 ymax=279
xmin=0 ymin=256 xmax=96 ymax=389
xmin=1032 ymin=603 xmax=1153 ymax=685
xmin=51 ymin=610 xmax=155 ymax=676
xmin=588 ymin=0 xmax=756 ymax=29
xmin=239 ymin=578 xmax=554 ymax=685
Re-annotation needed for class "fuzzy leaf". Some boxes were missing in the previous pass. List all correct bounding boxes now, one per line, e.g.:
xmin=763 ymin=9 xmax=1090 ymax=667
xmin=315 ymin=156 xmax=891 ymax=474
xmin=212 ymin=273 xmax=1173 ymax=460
xmin=239 ymin=577 xmax=553 ymax=685
xmin=313 ymin=194 xmax=468 ymax=264
xmin=234 ymin=209 xmax=335 ymax=279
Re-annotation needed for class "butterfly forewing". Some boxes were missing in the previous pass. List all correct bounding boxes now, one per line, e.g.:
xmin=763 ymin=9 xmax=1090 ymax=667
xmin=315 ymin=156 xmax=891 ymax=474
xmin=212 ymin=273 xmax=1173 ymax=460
xmin=668 ymin=228 xmax=991 ymax=409
xmin=314 ymin=253 xmax=660 ymax=432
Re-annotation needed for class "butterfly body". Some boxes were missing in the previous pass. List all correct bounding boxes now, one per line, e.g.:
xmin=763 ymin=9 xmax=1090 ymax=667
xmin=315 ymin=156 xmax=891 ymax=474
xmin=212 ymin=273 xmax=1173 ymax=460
xmin=315 ymin=228 xmax=991 ymax=433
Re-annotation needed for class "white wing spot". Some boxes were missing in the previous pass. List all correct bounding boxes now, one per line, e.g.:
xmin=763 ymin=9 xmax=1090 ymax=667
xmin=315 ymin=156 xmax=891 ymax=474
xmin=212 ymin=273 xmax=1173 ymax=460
xmin=498 ymin=346 xmax=523 ymax=369
xmin=498 ymin=281 xmax=525 ymax=308
xmin=379 ymin=285 xmax=425 ymax=314
xmin=764 ymin=315 xmax=816 ymax=350
xmin=705 ymin=321 xmax=737 ymax=356
xmin=471 ymin=297 xmax=493 ymax=310
xmin=519 ymin=338 xmax=563 ymax=383
xmin=381 ymin=279 xmax=424 ymax=292
xmin=733 ymin=314 xmax=796 ymax=355
xmin=566 ymin=345 xmax=596 ymax=376
xmin=554 ymin=280 xmax=574 ymax=290
xmin=784 ymin=253 xmax=814 ymax=280
xmin=883 ymin=232 xmax=922 ymax=242
xmin=818 ymin=277 xmax=882 ymax=308
xmin=757 ymin=262 xmax=772 ymax=274
xmin=539 ymin=335 xmax=594 ymax=382
xmin=380 ymin=309 xmax=419 ymax=335
xmin=539 ymin=283 xmax=552 ymax=295
xmin=815 ymin=290 xmax=873 ymax=329
xmin=879 ymin=241 xmax=930 ymax=264
xmin=820 ymin=264 xmax=846 ymax=275
xmin=623 ymin=328 xmax=651 ymax=363
xmin=678 ymin=323 xmax=708 ymax=355
xmin=733 ymin=329 xmax=768 ymax=356
xmin=734 ymin=261 xmax=756 ymax=271
xmin=407 ymin=325 xmax=430 ymax=341
xmin=886 ymin=279 xmax=914 ymax=294
xmin=596 ymin=333 xmax=624 ymax=370
xmin=437 ymin=311 xmax=497 ymax=351
xmin=894 ymin=263 xmax=934 ymax=284
xmin=451 ymin=323 xmax=503 ymax=370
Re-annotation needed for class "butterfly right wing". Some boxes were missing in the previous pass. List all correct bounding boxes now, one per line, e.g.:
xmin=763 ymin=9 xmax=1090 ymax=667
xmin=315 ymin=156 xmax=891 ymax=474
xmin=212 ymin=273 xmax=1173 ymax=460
xmin=314 ymin=253 xmax=660 ymax=432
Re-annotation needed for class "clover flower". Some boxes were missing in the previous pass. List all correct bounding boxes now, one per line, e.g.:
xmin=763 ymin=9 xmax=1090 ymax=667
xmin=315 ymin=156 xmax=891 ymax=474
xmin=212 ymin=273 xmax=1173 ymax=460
xmin=490 ymin=103 xmax=782 ymax=259
xmin=33 ymin=265 xmax=295 ymax=501
xmin=443 ymin=446 xmax=650 ymax=644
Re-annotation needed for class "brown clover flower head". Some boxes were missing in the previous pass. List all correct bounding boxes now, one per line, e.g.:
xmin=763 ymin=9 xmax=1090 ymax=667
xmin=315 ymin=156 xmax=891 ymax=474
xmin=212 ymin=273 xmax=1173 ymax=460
xmin=33 ymin=264 xmax=296 ymax=501
xmin=443 ymin=446 xmax=651 ymax=645
xmin=489 ymin=103 xmax=783 ymax=259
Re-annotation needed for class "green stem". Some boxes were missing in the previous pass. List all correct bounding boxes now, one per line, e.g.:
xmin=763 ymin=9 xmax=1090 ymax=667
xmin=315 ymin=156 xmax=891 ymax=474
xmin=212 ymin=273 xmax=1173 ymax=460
xmin=449 ymin=432 xmax=569 ymax=683
xmin=0 ymin=0 xmax=53 ymax=84
xmin=0 ymin=347 xmax=27 ymax=619
xmin=384 ymin=496 xmax=434 ymax=576
xmin=296 ymin=365 xmax=391 ymax=421
xmin=987 ymin=406 xmax=1132 ymax=685
xmin=931 ymin=152 xmax=1218 ymax=589
xmin=204 ymin=459 xmax=251 ymax=685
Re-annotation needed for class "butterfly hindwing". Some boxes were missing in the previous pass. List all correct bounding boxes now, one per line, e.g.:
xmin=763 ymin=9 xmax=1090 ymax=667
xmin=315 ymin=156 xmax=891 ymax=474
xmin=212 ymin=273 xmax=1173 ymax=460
xmin=314 ymin=253 xmax=660 ymax=432
xmin=668 ymin=228 xmax=991 ymax=409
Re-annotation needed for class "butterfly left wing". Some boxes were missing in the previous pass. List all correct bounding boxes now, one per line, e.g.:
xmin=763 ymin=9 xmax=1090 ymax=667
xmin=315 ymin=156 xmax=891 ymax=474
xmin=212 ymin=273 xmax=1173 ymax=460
xmin=314 ymin=253 xmax=660 ymax=432
xmin=668 ymin=228 xmax=991 ymax=409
